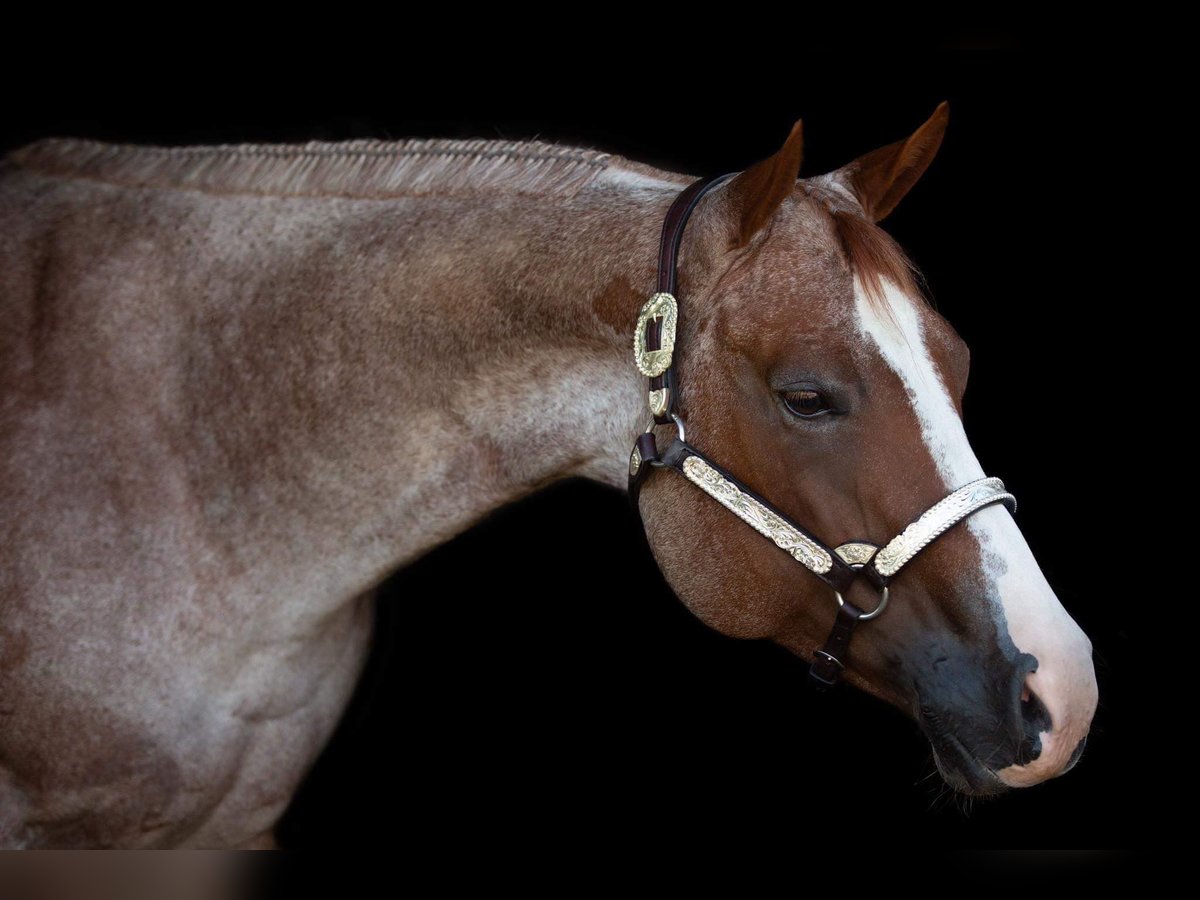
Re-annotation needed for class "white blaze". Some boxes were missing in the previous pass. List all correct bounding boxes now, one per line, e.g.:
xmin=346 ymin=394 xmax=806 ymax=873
xmin=852 ymin=274 xmax=1097 ymax=786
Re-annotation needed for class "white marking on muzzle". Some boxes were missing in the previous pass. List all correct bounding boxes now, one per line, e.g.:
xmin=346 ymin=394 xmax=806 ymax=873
xmin=851 ymin=274 xmax=1097 ymax=786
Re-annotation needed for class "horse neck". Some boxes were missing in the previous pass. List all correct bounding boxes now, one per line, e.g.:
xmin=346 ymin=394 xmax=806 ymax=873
xmin=424 ymin=180 xmax=666 ymax=492
xmin=247 ymin=168 xmax=690 ymax=591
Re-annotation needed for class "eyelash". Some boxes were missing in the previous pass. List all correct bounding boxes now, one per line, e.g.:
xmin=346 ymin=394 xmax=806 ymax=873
xmin=779 ymin=389 xmax=837 ymax=419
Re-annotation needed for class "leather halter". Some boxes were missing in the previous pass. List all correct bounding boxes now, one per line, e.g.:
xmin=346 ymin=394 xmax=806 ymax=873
xmin=627 ymin=172 xmax=1018 ymax=689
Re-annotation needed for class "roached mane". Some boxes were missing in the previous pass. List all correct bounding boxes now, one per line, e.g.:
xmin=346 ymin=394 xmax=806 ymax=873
xmin=5 ymin=136 xmax=617 ymax=199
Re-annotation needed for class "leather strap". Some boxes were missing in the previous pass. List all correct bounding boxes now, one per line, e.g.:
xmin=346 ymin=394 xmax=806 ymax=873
xmin=871 ymin=477 xmax=1016 ymax=577
xmin=656 ymin=173 xmax=737 ymax=295
xmin=809 ymin=602 xmax=863 ymax=690
xmin=658 ymin=439 xmax=859 ymax=594
xmin=627 ymin=431 xmax=660 ymax=503
xmin=645 ymin=173 xmax=738 ymax=423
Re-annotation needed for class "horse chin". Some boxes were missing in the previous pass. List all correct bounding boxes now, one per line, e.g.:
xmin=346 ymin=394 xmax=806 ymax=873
xmin=923 ymin=728 xmax=1011 ymax=797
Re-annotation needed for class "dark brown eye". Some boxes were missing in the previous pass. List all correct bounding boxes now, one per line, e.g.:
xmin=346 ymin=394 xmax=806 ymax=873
xmin=781 ymin=389 xmax=833 ymax=418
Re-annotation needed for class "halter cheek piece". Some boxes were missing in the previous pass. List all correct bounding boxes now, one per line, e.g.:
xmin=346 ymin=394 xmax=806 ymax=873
xmin=628 ymin=173 xmax=1018 ymax=690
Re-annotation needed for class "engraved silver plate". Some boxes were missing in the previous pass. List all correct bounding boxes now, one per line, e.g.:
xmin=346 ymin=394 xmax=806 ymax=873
xmin=874 ymin=477 xmax=1017 ymax=577
xmin=629 ymin=446 xmax=642 ymax=477
xmin=633 ymin=292 xmax=678 ymax=378
xmin=834 ymin=541 xmax=879 ymax=566
xmin=682 ymin=455 xmax=833 ymax=574
xmin=648 ymin=388 xmax=669 ymax=418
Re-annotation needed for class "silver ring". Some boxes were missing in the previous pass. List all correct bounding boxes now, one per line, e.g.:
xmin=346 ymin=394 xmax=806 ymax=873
xmin=813 ymin=650 xmax=844 ymax=669
xmin=670 ymin=413 xmax=686 ymax=443
xmin=643 ymin=413 xmax=687 ymax=444
xmin=835 ymin=585 xmax=889 ymax=620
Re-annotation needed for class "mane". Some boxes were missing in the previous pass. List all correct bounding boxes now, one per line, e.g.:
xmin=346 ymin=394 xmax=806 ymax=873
xmin=4 ymin=136 xmax=624 ymax=199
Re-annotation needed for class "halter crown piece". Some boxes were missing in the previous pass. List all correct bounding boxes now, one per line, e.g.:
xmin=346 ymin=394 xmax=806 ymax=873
xmin=628 ymin=173 xmax=1017 ymax=689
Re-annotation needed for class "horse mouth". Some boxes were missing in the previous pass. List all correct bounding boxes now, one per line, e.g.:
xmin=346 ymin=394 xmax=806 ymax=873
xmin=923 ymin=728 xmax=1009 ymax=796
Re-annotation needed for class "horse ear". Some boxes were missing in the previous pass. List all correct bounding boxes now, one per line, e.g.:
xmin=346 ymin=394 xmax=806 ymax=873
xmin=822 ymin=101 xmax=949 ymax=222
xmin=724 ymin=118 xmax=804 ymax=249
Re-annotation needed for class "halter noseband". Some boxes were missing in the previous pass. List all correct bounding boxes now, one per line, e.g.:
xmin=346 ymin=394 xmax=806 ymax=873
xmin=627 ymin=172 xmax=1017 ymax=689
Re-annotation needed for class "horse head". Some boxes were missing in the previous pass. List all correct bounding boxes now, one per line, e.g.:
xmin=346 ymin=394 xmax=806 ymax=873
xmin=634 ymin=103 xmax=1097 ymax=794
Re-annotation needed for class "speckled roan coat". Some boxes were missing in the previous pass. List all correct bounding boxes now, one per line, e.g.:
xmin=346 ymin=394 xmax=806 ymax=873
xmin=0 ymin=105 xmax=1097 ymax=846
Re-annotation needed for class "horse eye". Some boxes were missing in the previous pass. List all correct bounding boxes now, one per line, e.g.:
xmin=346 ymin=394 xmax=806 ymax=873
xmin=781 ymin=389 xmax=833 ymax=418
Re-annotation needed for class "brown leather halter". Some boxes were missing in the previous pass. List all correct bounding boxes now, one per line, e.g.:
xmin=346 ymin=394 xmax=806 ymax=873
xmin=628 ymin=173 xmax=1017 ymax=689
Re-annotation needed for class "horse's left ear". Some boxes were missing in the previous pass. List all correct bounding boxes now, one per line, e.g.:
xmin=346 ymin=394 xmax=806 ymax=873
xmin=819 ymin=101 xmax=949 ymax=222
xmin=724 ymin=118 xmax=805 ymax=249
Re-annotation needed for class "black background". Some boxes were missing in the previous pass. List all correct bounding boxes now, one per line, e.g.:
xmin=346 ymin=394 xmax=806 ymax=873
xmin=2 ymin=36 xmax=1155 ymax=851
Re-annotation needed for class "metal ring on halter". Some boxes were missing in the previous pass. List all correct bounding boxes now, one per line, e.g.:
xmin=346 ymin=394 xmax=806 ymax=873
xmin=670 ymin=413 xmax=686 ymax=444
xmin=813 ymin=650 xmax=843 ymax=670
xmin=642 ymin=413 xmax=687 ymax=444
xmin=835 ymin=585 xmax=889 ymax=620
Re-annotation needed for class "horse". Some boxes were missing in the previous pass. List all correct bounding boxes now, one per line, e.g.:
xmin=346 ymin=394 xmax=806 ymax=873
xmin=0 ymin=102 xmax=1097 ymax=847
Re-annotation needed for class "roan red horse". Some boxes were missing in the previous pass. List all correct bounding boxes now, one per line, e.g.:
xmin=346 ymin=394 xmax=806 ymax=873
xmin=0 ymin=103 xmax=1097 ymax=847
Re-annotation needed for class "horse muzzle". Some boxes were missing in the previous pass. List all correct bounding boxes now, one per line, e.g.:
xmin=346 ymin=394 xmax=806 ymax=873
xmin=914 ymin=631 xmax=1095 ymax=795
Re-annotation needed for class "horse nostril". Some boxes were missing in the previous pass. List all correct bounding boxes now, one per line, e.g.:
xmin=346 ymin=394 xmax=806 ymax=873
xmin=1018 ymin=683 xmax=1052 ymax=765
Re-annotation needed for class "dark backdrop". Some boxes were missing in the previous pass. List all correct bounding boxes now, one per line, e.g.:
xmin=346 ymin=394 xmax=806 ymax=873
xmin=2 ymin=39 xmax=1153 ymax=850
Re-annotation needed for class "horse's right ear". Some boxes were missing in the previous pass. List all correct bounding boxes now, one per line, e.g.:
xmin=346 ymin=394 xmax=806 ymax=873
xmin=722 ymin=118 xmax=805 ymax=249
xmin=817 ymin=101 xmax=950 ymax=223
